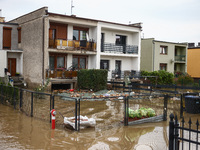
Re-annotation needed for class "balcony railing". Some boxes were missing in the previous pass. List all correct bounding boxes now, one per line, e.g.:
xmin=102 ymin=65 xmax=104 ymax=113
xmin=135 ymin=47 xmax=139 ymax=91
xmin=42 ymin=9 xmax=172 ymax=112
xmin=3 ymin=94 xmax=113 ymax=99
xmin=46 ymin=69 xmax=77 ymax=79
xmin=101 ymin=43 xmax=138 ymax=54
xmin=49 ymin=39 xmax=96 ymax=51
xmin=174 ymin=55 xmax=186 ymax=62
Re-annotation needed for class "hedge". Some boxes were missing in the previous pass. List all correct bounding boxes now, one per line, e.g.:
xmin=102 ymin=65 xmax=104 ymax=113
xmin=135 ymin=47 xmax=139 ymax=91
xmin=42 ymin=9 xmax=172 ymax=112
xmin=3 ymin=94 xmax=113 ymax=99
xmin=77 ymin=69 xmax=108 ymax=91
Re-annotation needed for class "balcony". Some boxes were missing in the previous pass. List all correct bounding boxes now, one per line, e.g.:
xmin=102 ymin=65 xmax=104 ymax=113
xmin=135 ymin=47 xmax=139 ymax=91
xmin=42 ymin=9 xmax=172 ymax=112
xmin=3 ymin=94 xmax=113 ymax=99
xmin=175 ymin=55 xmax=186 ymax=62
xmin=101 ymin=43 xmax=138 ymax=54
xmin=46 ymin=69 xmax=77 ymax=79
xmin=49 ymin=39 xmax=96 ymax=51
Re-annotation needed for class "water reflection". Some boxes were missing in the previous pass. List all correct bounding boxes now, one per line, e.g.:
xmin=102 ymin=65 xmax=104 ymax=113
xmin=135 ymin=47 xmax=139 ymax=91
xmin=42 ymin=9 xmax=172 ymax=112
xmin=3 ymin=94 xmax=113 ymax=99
xmin=1 ymin=98 xmax=199 ymax=150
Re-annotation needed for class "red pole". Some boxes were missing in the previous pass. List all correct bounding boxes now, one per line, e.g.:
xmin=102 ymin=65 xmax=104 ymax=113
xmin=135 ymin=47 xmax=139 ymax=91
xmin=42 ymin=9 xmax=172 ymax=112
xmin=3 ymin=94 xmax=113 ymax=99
xmin=51 ymin=109 xmax=56 ymax=129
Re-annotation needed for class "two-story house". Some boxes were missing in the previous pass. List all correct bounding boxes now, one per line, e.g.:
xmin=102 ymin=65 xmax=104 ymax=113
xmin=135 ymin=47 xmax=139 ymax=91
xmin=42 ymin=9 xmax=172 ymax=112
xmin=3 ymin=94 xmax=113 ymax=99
xmin=9 ymin=7 xmax=141 ymax=89
xmin=0 ymin=16 xmax=23 ymax=78
xmin=141 ymin=38 xmax=187 ymax=73
xmin=187 ymin=42 xmax=200 ymax=81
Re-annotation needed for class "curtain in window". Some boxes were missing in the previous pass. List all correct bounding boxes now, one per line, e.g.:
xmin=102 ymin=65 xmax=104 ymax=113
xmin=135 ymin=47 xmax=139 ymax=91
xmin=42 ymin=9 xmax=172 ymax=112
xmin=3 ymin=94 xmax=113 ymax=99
xmin=50 ymin=56 xmax=55 ymax=70
xmin=80 ymin=58 xmax=86 ymax=69
xmin=57 ymin=57 xmax=64 ymax=68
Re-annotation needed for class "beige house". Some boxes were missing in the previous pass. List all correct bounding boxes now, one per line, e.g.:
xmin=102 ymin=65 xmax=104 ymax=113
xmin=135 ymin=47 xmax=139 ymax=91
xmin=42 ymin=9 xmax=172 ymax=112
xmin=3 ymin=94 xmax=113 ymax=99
xmin=141 ymin=38 xmax=187 ymax=73
xmin=9 ymin=7 xmax=142 ymax=89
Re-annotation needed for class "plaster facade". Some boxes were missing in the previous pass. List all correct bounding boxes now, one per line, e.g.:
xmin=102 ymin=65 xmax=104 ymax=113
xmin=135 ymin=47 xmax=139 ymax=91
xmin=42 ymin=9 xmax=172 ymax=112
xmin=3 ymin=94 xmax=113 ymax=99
xmin=141 ymin=38 xmax=187 ymax=73
xmin=187 ymin=47 xmax=200 ymax=78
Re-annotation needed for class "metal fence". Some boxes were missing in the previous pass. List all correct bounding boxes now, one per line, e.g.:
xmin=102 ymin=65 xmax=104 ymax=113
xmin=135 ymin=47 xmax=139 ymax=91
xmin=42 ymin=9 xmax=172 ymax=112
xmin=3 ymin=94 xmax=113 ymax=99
xmin=108 ymin=80 xmax=200 ymax=94
xmin=169 ymin=114 xmax=200 ymax=150
xmin=0 ymin=83 xmax=172 ymax=132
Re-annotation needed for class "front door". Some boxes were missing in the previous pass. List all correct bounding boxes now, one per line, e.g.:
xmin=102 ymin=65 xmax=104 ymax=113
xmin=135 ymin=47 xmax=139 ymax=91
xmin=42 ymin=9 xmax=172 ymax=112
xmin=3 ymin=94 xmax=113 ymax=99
xmin=115 ymin=60 xmax=121 ymax=78
xmin=8 ymin=58 xmax=16 ymax=76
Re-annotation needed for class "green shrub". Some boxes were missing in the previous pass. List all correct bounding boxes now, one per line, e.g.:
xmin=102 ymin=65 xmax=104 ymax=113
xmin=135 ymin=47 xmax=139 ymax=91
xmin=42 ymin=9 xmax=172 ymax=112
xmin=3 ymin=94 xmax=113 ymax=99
xmin=141 ymin=70 xmax=174 ymax=85
xmin=175 ymin=73 xmax=194 ymax=86
xmin=77 ymin=69 xmax=108 ymax=91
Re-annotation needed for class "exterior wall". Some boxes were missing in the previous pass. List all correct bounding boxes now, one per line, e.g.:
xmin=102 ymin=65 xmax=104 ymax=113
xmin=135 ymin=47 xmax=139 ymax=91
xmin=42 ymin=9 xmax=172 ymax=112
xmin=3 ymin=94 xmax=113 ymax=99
xmin=101 ymin=55 xmax=139 ymax=79
xmin=0 ymin=23 xmax=19 ymax=50
xmin=0 ymin=51 xmax=7 ymax=77
xmin=141 ymin=38 xmax=154 ymax=71
xmin=99 ymin=22 xmax=141 ymax=74
xmin=141 ymin=38 xmax=187 ymax=73
xmin=187 ymin=48 xmax=200 ymax=78
xmin=10 ymin=7 xmax=47 ymax=88
xmin=154 ymin=41 xmax=175 ymax=73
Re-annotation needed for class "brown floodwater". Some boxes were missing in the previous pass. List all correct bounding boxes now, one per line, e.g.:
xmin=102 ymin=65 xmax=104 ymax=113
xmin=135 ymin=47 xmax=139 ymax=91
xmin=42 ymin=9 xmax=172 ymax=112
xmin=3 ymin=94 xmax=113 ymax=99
xmin=0 ymin=96 xmax=199 ymax=150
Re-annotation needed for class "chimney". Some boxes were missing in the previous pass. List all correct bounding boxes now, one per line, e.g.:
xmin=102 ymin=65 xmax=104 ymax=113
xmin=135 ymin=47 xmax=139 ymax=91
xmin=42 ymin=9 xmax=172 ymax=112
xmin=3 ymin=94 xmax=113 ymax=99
xmin=0 ymin=9 xmax=5 ymax=22
xmin=188 ymin=43 xmax=195 ymax=48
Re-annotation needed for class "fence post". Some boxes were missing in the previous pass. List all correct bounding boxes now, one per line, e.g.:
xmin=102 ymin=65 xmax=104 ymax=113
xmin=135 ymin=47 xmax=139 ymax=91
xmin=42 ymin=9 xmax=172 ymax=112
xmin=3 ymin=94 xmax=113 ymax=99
xmin=31 ymin=92 xmax=33 ymax=117
xmin=1 ymin=84 xmax=3 ymax=104
xmin=78 ymin=98 xmax=80 ymax=131
xmin=174 ymin=115 xmax=179 ymax=150
xmin=20 ymin=88 xmax=23 ymax=110
xmin=124 ymin=96 xmax=129 ymax=126
xmin=13 ymin=87 xmax=16 ymax=109
xmin=196 ymin=119 xmax=199 ymax=150
xmin=75 ymin=98 xmax=78 ymax=131
xmin=169 ymin=113 xmax=175 ymax=150
xmin=180 ymin=94 xmax=183 ymax=118
xmin=163 ymin=94 xmax=168 ymax=121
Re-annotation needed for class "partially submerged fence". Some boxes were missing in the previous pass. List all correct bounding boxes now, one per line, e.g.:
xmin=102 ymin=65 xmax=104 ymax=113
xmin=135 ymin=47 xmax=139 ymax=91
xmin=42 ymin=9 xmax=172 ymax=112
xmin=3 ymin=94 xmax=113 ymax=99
xmin=169 ymin=114 xmax=200 ymax=150
xmin=0 ymin=84 xmax=171 ymax=131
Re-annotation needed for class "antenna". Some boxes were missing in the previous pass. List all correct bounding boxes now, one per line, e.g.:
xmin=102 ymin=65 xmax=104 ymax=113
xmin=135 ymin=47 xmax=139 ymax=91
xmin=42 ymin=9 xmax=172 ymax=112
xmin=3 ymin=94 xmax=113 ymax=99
xmin=71 ymin=0 xmax=74 ymax=15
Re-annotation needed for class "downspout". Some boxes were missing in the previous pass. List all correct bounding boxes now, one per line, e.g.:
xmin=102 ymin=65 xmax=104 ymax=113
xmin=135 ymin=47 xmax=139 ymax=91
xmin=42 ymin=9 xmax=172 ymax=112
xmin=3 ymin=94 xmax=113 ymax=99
xmin=152 ymin=40 xmax=155 ymax=71
xmin=42 ymin=12 xmax=49 ymax=85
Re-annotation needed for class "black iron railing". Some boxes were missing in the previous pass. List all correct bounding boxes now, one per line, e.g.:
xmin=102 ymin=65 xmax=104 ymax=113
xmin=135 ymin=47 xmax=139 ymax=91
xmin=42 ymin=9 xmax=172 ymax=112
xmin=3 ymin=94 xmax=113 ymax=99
xmin=101 ymin=43 xmax=138 ymax=54
xmin=169 ymin=114 xmax=200 ymax=150
xmin=175 ymin=55 xmax=186 ymax=62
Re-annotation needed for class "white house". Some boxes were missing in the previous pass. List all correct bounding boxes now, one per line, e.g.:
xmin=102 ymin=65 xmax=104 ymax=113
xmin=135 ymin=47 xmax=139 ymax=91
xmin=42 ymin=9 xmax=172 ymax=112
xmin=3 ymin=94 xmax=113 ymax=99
xmin=9 ymin=7 xmax=141 ymax=88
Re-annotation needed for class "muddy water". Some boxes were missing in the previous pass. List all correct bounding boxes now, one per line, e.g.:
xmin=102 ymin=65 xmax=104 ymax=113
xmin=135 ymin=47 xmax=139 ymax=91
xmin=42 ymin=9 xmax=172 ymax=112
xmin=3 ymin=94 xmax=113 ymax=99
xmin=0 ymin=100 xmax=199 ymax=150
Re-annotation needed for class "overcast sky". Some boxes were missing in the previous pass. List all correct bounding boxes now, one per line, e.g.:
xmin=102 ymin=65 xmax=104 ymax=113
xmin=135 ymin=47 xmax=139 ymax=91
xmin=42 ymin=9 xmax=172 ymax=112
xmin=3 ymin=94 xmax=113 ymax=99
xmin=1 ymin=0 xmax=200 ymax=44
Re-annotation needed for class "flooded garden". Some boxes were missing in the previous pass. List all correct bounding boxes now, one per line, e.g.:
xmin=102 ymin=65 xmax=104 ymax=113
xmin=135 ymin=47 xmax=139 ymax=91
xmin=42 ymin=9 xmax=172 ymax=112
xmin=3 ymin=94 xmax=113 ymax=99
xmin=1 ymin=87 xmax=199 ymax=150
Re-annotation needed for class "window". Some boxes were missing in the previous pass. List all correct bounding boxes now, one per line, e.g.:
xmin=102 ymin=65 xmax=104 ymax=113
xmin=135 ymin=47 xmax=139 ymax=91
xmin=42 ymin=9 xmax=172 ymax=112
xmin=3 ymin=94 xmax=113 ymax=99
xmin=160 ymin=46 xmax=168 ymax=54
xmin=72 ymin=55 xmax=87 ymax=70
xmin=160 ymin=63 xmax=167 ymax=71
xmin=73 ymin=27 xmax=88 ymax=41
xmin=49 ymin=53 xmax=66 ymax=70
xmin=100 ymin=60 xmax=109 ymax=70
xmin=17 ymin=27 xmax=21 ymax=43
xmin=115 ymin=35 xmax=126 ymax=45
xmin=49 ymin=23 xmax=67 ymax=48
xmin=3 ymin=27 xmax=12 ymax=49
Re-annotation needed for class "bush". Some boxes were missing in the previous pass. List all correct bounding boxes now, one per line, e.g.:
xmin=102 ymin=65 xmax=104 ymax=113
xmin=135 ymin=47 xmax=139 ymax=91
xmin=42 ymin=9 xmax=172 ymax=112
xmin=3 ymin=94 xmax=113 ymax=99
xmin=141 ymin=70 xmax=174 ymax=85
xmin=175 ymin=73 xmax=194 ymax=86
xmin=77 ymin=69 xmax=108 ymax=91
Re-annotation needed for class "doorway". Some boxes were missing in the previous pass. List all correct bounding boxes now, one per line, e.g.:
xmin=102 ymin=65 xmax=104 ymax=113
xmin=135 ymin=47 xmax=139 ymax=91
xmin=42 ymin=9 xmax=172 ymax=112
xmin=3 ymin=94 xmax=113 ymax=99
xmin=8 ymin=58 xmax=16 ymax=76
xmin=115 ymin=60 xmax=121 ymax=78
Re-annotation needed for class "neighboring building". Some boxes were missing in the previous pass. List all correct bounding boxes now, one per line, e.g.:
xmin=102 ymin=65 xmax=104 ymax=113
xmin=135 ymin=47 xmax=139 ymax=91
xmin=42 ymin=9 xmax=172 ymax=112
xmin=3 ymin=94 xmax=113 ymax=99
xmin=187 ymin=42 xmax=200 ymax=80
xmin=0 ymin=17 xmax=23 ymax=78
xmin=9 ymin=7 xmax=142 ymax=88
xmin=141 ymin=38 xmax=187 ymax=73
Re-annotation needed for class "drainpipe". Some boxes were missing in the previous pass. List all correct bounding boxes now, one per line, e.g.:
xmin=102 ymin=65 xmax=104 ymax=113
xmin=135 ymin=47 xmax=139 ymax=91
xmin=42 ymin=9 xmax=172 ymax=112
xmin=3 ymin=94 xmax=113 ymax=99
xmin=152 ymin=40 xmax=155 ymax=71
xmin=42 ymin=13 xmax=49 ymax=86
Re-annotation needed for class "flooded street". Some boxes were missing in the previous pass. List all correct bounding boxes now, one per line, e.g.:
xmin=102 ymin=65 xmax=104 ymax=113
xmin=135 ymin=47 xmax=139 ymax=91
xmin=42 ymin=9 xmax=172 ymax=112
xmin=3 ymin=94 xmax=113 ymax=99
xmin=0 ymin=102 xmax=170 ymax=150
xmin=0 ymin=96 xmax=199 ymax=150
